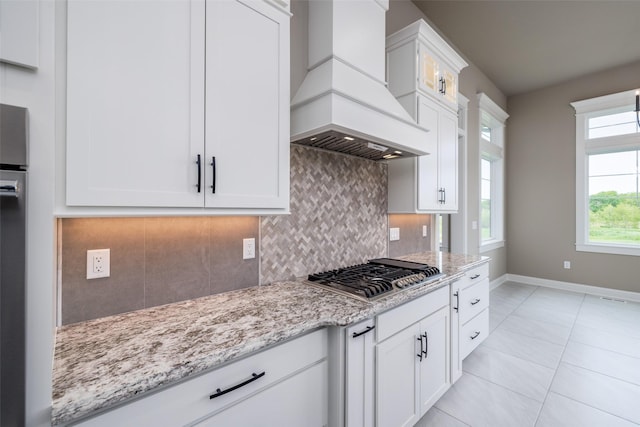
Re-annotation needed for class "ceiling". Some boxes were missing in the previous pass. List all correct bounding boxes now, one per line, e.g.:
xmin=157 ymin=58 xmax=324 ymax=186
xmin=411 ymin=0 xmax=640 ymax=96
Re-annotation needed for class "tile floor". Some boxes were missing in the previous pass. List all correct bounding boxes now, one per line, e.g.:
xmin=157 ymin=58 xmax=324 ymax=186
xmin=416 ymin=281 xmax=640 ymax=427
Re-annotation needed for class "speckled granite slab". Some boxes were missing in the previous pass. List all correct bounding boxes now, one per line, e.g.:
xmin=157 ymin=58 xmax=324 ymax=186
xmin=52 ymin=252 xmax=487 ymax=425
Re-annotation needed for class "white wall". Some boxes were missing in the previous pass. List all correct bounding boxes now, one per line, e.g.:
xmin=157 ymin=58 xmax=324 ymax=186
xmin=0 ymin=1 xmax=56 ymax=425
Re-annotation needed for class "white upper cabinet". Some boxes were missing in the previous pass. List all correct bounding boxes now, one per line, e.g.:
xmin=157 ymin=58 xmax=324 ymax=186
xmin=0 ymin=0 xmax=39 ymax=69
xmin=387 ymin=94 xmax=458 ymax=213
xmin=386 ymin=19 xmax=467 ymax=113
xmin=204 ymin=0 xmax=289 ymax=209
xmin=65 ymin=0 xmax=289 ymax=213
xmin=386 ymin=19 xmax=466 ymax=214
xmin=66 ymin=0 xmax=205 ymax=208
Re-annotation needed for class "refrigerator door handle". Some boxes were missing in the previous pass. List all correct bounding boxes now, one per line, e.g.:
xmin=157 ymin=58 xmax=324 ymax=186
xmin=0 ymin=180 xmax=19 ymax=197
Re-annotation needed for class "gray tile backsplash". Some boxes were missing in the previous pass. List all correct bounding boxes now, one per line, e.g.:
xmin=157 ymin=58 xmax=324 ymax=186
xmin=60 ymin=218 xmax=146 ymax=324
xmin=389 ymin=214 xmax=433 ymax=258
xmin=59 ymin=146 xmax=433 ymax=324
xmin=59 ymin=217 xmax=259 ymax=325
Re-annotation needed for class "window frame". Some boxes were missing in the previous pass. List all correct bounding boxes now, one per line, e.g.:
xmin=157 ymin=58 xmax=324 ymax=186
xmin=478 ymin=93 xmax=508 ymax=253
xmin=572 ymin=89 xmax=640 ymax=257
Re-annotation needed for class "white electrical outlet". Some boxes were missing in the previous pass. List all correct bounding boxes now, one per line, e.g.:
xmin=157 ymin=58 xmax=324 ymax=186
xmin=422 ymin=225 xmax=428 ymax=237
xmin=87 ymin=249 xmax=110 ymax=279
xmin=389 ymin=228 xmax=400 ymax=241
xmin=563 ymin=261 xmax=571 ymax=269
xmin=243 ymin=238 xmax=256 ymax=260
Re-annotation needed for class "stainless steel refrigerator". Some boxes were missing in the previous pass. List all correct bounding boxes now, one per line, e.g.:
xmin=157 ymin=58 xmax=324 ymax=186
xmin=0 ymin=103 xmax=28 ymax=427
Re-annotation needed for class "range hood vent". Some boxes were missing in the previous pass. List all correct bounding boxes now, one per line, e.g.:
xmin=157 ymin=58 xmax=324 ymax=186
xmin=290 ymin=0 xmax=432 ymax=161
xmin=295 ymin=130 xmax=408 ymax=161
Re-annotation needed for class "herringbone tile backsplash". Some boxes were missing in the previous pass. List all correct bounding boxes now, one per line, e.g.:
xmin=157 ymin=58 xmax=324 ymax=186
xmin=260 ymin=145 xmax=388 ymax=284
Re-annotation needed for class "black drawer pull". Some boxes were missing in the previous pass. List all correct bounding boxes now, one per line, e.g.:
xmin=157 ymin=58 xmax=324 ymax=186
xmin=209 ymin=371 xmax=265 ymax=399
xmin=470 ymin=274 xmax=481 ymax=280
xmin=196 ymin=154 xmax=202 ymax=193
xmin=422 ymin=332 xmax=428 ymax=357
xmin=470 ymin=298 xmax=481 ymax=305
xmin=210 ymin=156 xmax=216 ymax=194
xmin=352 ymin=325 xmax=375 ymax=338
xmin=470 ymin=331 xmax=481 ymax=340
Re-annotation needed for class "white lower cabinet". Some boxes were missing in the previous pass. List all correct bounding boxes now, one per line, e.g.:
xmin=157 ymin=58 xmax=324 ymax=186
xmin=345 ymin=319 xmax=376 ymax=427
xmin=70 ymin=329 xmax=327 ymax=427
xmin=194 ymin=361 xmax=327 ymax=426
xmin=375 ymin=286 xmax=450 ymax=427
xmin=451 ymin=262 xmax=490 ymax=381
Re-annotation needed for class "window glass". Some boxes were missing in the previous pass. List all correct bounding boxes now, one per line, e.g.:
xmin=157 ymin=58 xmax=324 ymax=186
xmin=481 ymin=158 xmax=492 ymax=240
xmin=587 ymin=150 xmax=640 ymax=245
xmin=481 ymin=125 xmax=491 ymax=142
xmin=588 ymin=110 xmax=638 ymax=139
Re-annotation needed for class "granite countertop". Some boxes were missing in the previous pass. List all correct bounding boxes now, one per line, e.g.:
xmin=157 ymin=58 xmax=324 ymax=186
xmin=52 ymin=251 xmax=488 ymax=425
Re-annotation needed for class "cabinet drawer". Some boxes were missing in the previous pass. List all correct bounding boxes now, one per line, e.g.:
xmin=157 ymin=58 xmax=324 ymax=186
xmin=461 ymin=263 xmax=489 ymax=286
xmin=194 ymin=361 xmax=327 ymax=426
xmin=73 ymin=329 xmax=327 ymax=426
xmin=377 ymin=285 xmax=449 ymax=342
xmin=460 ymin=309 xmax=488 ymax=360
xmin=459 ymin=278 xmax=489 ymax=324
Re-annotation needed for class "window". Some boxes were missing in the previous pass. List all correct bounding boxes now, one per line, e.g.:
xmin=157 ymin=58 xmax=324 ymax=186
xmin=481 ymin=157 xmax=492 ymax=240
xmin=478 ymin=93 xmax=508 ymax=252
xmin=572 ymin=89 xmax=640 ymax=256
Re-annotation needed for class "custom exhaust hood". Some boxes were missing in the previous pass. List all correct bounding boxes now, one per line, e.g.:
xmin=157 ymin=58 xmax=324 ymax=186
xmin=290 ymin=0 xmax=431 ymax=161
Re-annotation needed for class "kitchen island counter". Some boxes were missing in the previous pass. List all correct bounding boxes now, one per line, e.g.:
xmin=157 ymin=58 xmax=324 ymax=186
xmin=52 ymin=251 xmax=487 ymax=425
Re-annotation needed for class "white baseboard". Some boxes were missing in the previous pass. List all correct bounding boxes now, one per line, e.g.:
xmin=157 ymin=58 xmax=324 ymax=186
xmin=490 ymin=274 xmax=508 ymax=291
xmin=506 ymin=274 xmax=640 ymax=303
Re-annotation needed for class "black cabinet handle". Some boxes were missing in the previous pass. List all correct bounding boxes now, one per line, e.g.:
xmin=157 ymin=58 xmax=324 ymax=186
xmin=196 ymin=154 xmax=202 ymax=193
xmin=453 ymin=291 xmax=459 ymax=312
xmin=210 ymin=156 xmax=216 ymax=194
xmin=352 ymin=325 xmax=375 ymax=338
xmin=417 ymin=335 xmax=424 ymax=362
xmin=470 ymin=331 xmax=481 ymax=340
xmin=443 ymin=79 xmax=447 ymax=95
xmin=470 ymin=298 xmax=481 ymax=306
xmin=470 ymin=274 xmax=480 ymax=280
xmin=422 ymin=332 xmax=428 ymax=358
xmin=442 ymin=187 xmax=446 ymax=204
xmin=209 ymin=371 xmax=265 ymax=399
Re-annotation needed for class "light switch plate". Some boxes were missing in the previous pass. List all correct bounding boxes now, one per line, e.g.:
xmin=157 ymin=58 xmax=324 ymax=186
xmin=389 ymin=228 xmax=400 ymax=241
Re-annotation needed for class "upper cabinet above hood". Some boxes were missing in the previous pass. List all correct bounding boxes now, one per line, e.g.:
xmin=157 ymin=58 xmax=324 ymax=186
xmin=290 ymin=0 xmax=432 ymax=161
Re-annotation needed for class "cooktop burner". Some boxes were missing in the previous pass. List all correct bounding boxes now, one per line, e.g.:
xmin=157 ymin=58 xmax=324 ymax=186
xmin=307 ymin=258 xmax=444 ymax=301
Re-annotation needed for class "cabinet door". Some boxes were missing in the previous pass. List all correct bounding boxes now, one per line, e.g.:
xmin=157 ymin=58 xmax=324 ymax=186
xmin=418 ymin=44 xmax=439 ymax=97
xmin=66 ymin=0 xmax=205 ymax=207
xmin=416 ymin=96 xmax=439 ymax=211
xmin=194 ymin=361 xmax=327 ymax=427
xmin=205 ymin=0 xmax=289 ymax=209
xmin=345 ymin=320 xmax=375 ymax=427
xmin=0 ymin=0 xmax=39 ymax=68
xmin=442 ymin=66 xmax=458 ymax=106
xmin=418 ymin=306 xmax=450 ymax=415
xmin=438 ymin=109 xmax=458 ymax=211
xmin=376 ymin=324 xmax=420 ymax=427
xmin=450 ymin=280 xmax=463 ymax=384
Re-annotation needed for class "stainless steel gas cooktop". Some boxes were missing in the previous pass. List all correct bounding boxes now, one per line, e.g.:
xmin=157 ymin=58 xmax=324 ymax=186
xmin=306 ymin=258 xmax=444 ymax=301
